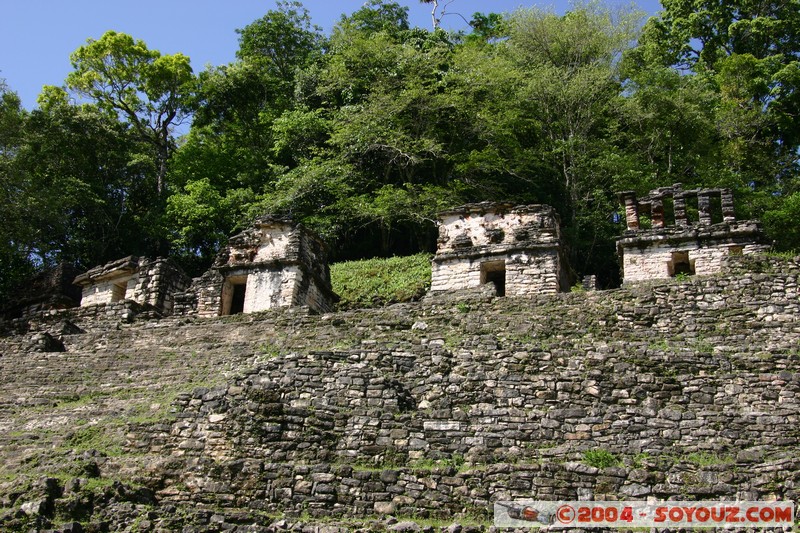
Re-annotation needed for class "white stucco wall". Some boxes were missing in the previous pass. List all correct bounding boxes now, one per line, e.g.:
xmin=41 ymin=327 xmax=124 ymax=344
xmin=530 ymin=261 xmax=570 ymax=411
xmin=252 ymin=227 xmax=293 ymax=263
xmin=240 ymin=266 xmax=303 ymax=313
xmin=80 ymin=276 xmax=135 ymax=307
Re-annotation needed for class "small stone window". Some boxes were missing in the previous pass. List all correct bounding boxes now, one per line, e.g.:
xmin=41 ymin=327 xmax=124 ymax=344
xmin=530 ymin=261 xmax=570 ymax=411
xmin=668 ymin=251 xmax=694 ymax=277
xmin=729 ymin=246 xmax=744 ymax=256
xmin=480 ymin=260 xmax=506 ymax=296
xmin=222 ymin=276 xmax=248 ymax=315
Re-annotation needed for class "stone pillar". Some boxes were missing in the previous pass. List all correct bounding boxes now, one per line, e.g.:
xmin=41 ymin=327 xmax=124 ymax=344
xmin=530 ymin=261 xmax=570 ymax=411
xmin=582 ymin=275 xmax=597 ymax=291
xmin=698 ymin=193 xmax=712 ymax=225
xmin=674 ymin=193 xmax=687 ymax=226
xmin=619 ymin=191 xmax=639 ymax=230
xmin=721 ymin=189 xmax=736 ymax=222
xmin=651 ymin=197 xmax=665 ymax=228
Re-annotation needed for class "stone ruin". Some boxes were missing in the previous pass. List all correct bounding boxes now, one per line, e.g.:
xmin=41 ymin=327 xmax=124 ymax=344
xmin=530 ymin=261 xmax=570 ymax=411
xmin=429 ymin=202 xmax=570 ymax=297
xmin=0 ymin=187 xmax=776 ymax=327
xmin=1 ymin=263 xmax=83 ymax=319
xmin=616 ymin=184 xmax=770 ymax=283
xmin=174 ymin=215 xmax=338 ymax=316
xmin=73 ymin=256 xmax=190 ymax=315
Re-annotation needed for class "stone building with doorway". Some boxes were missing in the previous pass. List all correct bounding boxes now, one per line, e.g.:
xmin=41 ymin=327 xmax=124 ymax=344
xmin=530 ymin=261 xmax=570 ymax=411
xmin=429 ymin=202 xmax=570 ymax=297
xmin=73 ymin=256 xmax=190 ymax=315
xmin=174 ymin=216 xmax=338 ymax=316
xmin=616 ymin=184 xmax=770 ymax=283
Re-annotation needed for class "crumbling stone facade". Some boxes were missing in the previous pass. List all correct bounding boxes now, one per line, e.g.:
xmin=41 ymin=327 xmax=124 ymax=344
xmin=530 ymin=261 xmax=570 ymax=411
xmin=1 ymin=263 xmax=82 ymax=319
xmin=617 ymin=184 xmax=770 ymax=283
xmin=175 ymin=216 xmax=337 ymax=316
xmin=430 ymin=202 xmax=570 ymax=296
xmin=73 ymin=256 xmax=190 ymax=315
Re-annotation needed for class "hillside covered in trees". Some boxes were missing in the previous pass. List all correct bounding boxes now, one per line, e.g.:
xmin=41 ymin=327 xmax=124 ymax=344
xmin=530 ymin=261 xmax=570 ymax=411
xmin=1 ymin=0 xmax=799 ymax=297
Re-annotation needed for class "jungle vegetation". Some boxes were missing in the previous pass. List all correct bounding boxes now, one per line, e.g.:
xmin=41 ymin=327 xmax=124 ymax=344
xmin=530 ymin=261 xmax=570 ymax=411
xmin=1 ymin=0 xmax=799 ymax=296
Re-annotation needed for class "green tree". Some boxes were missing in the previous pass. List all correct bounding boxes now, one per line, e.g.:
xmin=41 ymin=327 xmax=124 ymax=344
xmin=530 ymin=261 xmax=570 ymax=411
xmin=167 ymin=3 xmax=328 ymax=268
xmin=627 ymin=0 xmax=800 ymax=236
xmin=508 ymin=4 xmax=642 ymax=277
xmin=338 ymin=0 xmax=410 ymax=37
xmin=0 ymin=80 xmax=33 ymax=300
xmin=466 ymin=12 xmax=509 ymax=44
xmin=15 ymin=91 xmax=153 ymax=266
xmin=236 ymin=1 xmax=324 ymax=104
xmin=65 ymin=31 xmax=194 ymax=196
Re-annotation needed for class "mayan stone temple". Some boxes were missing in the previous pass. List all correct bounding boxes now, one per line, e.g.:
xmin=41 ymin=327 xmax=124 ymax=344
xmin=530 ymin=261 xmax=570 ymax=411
xmin=616 ymin=184 xmax=770 ymax=282
xmin=174 ymin=215 xmax=338 ymax=316
xmin=73 ymin=256 xmax=190 ymax=315
xmin=429 ymin=202 xmax=570 ymax=296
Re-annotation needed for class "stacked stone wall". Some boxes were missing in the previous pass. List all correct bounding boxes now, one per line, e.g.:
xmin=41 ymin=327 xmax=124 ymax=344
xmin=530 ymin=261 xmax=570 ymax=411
xmin=174 ymin=219 xmax=337 ymax=317
xmin=1 ymin=254 xmax=799 ymax=530
xmin=128 ymin=258 xmax=191 ymax=314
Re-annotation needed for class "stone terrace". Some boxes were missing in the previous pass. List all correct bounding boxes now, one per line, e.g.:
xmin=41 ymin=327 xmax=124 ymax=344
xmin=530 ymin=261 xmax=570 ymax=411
xmin=0 ymin=255 xmax=798 ymax=531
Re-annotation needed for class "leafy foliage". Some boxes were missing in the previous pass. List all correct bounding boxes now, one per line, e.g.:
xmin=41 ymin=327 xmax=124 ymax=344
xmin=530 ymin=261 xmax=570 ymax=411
xmin=3 ymin=0 xmax=800 ymax=298
xmin=582 ymin=449 xmax=621 ymax=469
xmin=65 ymin=30 xmax=194 ymax=196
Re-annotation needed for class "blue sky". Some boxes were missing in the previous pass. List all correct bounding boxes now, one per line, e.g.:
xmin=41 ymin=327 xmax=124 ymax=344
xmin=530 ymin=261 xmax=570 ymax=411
xmin=1 ymin=1 xmax=664 ymax=109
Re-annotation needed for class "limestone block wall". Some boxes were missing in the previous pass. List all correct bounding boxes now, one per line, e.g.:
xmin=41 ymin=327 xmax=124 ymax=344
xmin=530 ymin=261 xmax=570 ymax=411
xmin=621 ymin=239 xmax=770 ymax=283
xmin=431 ymin=203 xmax=567 ymax=295
xmin=74 ymin=256 xmax=189 ymax=315
xmin=2 ymin=254 xmax=800 ymax=530
xmin=175 ymin=270 xmax=223 ymax=318
xmin=127 ymin=258 xmax=191 ymax=314
xmin=505 ymin=250 xmax=561 ymax=295
xmin=431 ymin=258 xmax=481 ymax=292
xmin=432 ymin=251 xmax=562 ymax=295
xmin=175 ymin=218 xmax=337 ymax=316
xmin=114 ymin=255 xmax=800 ymax=519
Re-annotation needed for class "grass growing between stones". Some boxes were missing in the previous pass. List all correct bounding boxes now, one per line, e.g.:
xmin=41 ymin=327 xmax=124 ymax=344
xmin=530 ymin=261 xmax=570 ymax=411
xmin=330 ymin=253 xmax=432 ymax=309
xmin=685 ymin=451 xmax=735 ymax=467
xmin=582 ymin=449 xmax=621 ymax=469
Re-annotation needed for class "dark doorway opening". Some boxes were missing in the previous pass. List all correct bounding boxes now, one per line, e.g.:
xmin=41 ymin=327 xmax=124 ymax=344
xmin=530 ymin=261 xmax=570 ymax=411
xmin=480 ymin=260 xmax=506 ymax=296
xmin=669 ymin=251 xmax=695 ymax=277
xmin=230 ymin=283 xmax=246 ymax=315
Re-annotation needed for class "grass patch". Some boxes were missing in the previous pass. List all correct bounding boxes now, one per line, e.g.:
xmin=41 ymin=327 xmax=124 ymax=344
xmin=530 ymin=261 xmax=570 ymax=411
xmin=582 ymin=449 xmax=621 ymax=469
xmin=330 ymin=253 xmax=432 ymax=309
xmin=64 ymin=425 xmax=124 ymax=456
xmin=409 ymin=454 xmax=465 ymax=471
xmin=685 ymin=451 xmax=734 ymax=467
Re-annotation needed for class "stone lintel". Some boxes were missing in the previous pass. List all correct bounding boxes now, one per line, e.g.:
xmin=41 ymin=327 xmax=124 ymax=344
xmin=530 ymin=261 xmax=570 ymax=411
xmin=73 ymin=256 xmax=140 ymax=286
xmin=215 ymin=259 xmax=302 ymax=273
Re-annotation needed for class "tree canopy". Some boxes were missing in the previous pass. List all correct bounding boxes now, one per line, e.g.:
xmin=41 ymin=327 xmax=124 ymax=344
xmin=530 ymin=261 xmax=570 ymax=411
xmin=2 ymin=0 xmax=799 ymax=300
